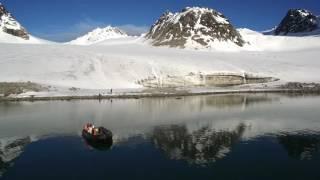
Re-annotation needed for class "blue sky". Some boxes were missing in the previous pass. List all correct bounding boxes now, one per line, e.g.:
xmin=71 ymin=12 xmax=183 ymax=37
xmin=2 ymin=0 xmax=319 ymax=42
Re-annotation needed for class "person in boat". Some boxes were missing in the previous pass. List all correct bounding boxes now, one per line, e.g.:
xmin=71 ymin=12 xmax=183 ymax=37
xmin=84 ymin=123 xmax=93 ymax=134
xmin=94 ymin=128 xmax=100 ymax=135
xmin=89 ymin=125 xmax=94 ymax=134
xmin=84 ymin=123 xmax=89 ymax=132
xmin=84 ymin=123 xmax=100 ymax=135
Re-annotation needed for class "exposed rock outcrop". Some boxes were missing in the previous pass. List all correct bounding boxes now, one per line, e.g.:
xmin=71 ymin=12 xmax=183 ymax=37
xmin=275 ymin=9 xmax=318 ymax=35
xmin=0 ymin=3 xmax=29 ymax=39
xmin=146 ymin=7 xmax=245 ymax=49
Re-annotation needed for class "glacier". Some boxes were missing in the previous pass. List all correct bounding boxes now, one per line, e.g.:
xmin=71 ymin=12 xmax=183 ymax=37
xmin=0 ymin=29 xmax=320 ymax=97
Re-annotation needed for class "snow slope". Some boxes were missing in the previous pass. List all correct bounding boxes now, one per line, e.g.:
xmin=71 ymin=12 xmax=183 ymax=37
xmin=68 ymin=26 xmax=128 ymax=45
xmin=239 ymin=28 xmax=320 ymax=51
xmin=0 ymin=30 xmax=320 ymax=92
xmin=0 ymin=31 xmax=51 ymax=44
xmin=0 ymin=3 xmax=50 ymax=44
xmin=263 ymin=28 xmax=320 ymax=37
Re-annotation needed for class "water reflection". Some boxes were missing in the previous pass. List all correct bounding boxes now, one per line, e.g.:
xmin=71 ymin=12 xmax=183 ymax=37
xmin=0 ymin=137 xmax=31 ymax=177
xmin=83 ymin=139 xmax=113 ymax=151
xmin=0 ymin=94 xmax=320 ymax=179
xmin=202 ymin=94 xmax=278 ymax=109
xmin=278 ymin=132 xmax=320 ymax=160
xmin=0 ymin=94 xmax=282 ymax=139
xmin=151 ymin=124 xmax=246 ymax=165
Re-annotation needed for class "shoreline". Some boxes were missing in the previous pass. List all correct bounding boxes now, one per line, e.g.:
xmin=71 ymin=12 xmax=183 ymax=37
xmin=1 ymin=88 xmax=320 ymax=102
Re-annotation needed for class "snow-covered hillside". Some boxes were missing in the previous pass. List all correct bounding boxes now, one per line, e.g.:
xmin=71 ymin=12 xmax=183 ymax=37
xmin=239 ymin=28 xmax=320 ymax=51
xmin=0 ymin=30 xmax=51 ymax=44
xmin=68 ymin=26 xmax=128 ymax=45
xmin=0 ymin=30 xmax=319 ymax=94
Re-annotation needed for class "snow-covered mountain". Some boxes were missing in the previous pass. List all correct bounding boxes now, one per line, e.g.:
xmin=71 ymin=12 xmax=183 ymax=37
xmin=0 ymin=5 xmax=319 ymax=95
xmin=274 ymin=9 xmax=319 ymax=35
xmin=145 ymin=7 xmax=245 ymax=49
xmin=68 ymin=26 xmax=128 ymax=45
xmin=0 ymin=3 xmax=51 ymax=44
xmin=0 ymin=3 xmax=29 ymax=39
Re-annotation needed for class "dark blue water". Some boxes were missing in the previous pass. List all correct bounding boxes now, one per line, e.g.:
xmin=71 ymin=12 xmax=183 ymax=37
xmin=1 ymin=94 xmax=320 ymax=180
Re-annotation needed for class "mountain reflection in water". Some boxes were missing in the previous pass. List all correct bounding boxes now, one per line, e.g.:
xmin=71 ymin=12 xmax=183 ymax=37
xmin=278 ymin=132 xmax=320 ymax=160
xmin=0 ymin=94 xmax=320 ymax=179
xmin=0 ymin=137 xmax=32 ymax=177
xmin=152 ymin=124 xmax=246 ymax=165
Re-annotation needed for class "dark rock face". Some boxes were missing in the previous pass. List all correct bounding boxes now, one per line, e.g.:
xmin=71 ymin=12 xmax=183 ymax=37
xmin=2 ymin=28 xmax=29 ymax=39
xmin=0 ymin=3 xmax=8 ymax=16
xmin=275 ymin=9 xmax=318 ymax=35
xmin=146 ymin=7 xmax=245 ymax=48
xmin=0 ymin=3 xmax=29 ymax=40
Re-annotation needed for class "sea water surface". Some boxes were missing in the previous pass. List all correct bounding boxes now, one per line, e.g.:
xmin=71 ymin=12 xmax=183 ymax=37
xmin=0 ymin=94 xmax=320 ymax=180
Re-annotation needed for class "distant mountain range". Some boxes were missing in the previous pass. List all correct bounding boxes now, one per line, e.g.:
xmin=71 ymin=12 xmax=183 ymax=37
xmin=0 ymin=3 xmax=319 ymax=48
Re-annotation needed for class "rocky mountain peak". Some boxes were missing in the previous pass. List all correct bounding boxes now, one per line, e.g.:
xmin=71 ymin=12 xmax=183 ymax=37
xmin=0 ymin=3 xmax=29 ymax=39
xmin=0 ymin=3 xmax=8 ymax=15
xmin=146 ymin=7 xmax=245 ymax=49
xmin=275 ymin=9 xmax=318 ymax=35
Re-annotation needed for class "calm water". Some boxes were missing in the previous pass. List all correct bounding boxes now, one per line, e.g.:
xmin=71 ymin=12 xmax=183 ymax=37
xmin=1 ymin=94 xmax=320 ymax=180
